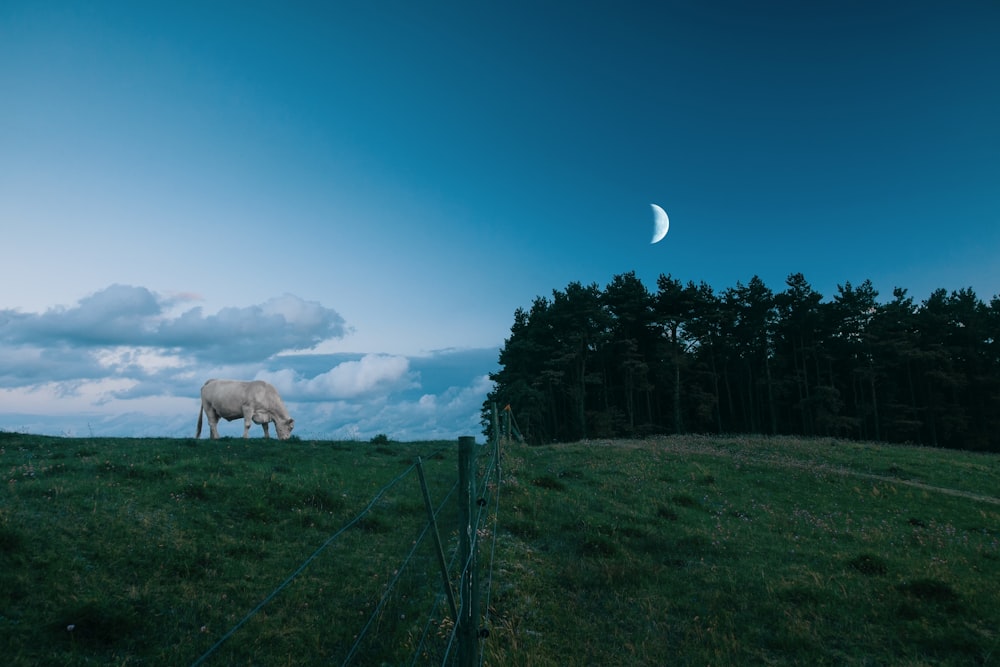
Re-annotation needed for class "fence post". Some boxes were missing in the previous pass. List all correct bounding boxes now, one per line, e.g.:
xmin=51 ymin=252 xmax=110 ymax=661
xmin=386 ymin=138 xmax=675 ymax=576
xmin=457 ymin=436 xmax=479 ymax=667
xmin=492 ymin=401 xmax=500 ymax=447
xmin=503 ymin=405 xmax=510 ymax=443
xmin=414 ymin=456 xmax=458 ymax=622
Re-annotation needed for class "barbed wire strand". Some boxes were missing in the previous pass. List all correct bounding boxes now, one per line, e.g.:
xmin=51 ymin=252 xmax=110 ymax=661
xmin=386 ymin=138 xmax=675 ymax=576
xmin=440 ymin=514 xmax=479 ymax=663
xmin=428 ymin=443 xmax=452 ymax=459
xmin=430 ymin=533 xmax=467 ymax=667
xmin=440 ymin=523 xmax=486 ymax=667
xmin=424 ymin=489 xmax=468 ymax=667
xmin=410 ymin=590 xmax=454 ymax=667
xmin=343 ymin=479 xmax=460 ymax=666
xmin=409 ymin=481 xmax=462 ymax=667
xmin=478 ymin=443 xmax=502 ymax=667
xmin=440 ymin=444 xmax=500 ymax=667
xmin=441 ymin=605 xmax=461 ymax=667
xmin=341 ymin=514 xmax=434 ymax=665
xmin=189 ymin=462 xmax=419 ymax=667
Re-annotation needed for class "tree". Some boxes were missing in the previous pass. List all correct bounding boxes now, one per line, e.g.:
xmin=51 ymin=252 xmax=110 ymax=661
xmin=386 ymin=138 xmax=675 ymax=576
xmin=485 ymin=274 xmax=999 ymax=451
xmin=603 ymin=272 xmax=657 ymax=433
xmin=869 ymin=288 xmax=922 ymax=444
xmin=828 ymin=280 xmax=880 ymax=440
xmin=487 ymin=299 xmax=555 ymax=442
xmin=547 ymin=282 xmax=609 ymax=440
xmin=684 ymin=282 xmax=725 ymax=433
xmin=774 ymin=273 xmax=828 ymax=435
xmin=723 ymin=277 xmax=777 ymax=434
xmin=655 ymin=274 xmax=696 ymax=434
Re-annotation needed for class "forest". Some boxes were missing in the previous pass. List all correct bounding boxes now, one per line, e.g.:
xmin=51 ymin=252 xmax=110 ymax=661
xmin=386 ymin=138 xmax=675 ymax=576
xmin=483 ymin=272 xmax=1000 ymax=452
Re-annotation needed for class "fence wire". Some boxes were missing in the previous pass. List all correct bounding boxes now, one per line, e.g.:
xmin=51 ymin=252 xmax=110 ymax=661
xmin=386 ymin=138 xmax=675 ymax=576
xmin=440 ymin=440 xmax=503 ymax=666
xmin=342 ymin=479 xmax=459 ymax=666
xmin=189 ymin=460 xmax=418 ymax=667
xmin=412 ymin=522 xmax=466 ymax=667
xmin=189 ymin=438 xmax=504 ymax=667
xmin=479 ymin=442 xmax=502 ymax=667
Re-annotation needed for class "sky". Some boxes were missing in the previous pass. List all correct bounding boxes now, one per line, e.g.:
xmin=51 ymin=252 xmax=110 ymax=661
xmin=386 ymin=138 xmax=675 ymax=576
xmin=1 ymin=1 xmax=998 ymax=440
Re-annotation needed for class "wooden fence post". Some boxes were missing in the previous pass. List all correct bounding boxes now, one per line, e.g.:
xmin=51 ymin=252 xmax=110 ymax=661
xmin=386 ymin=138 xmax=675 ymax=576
xmin=503 ymin=405 xmax=510 ymax=443
xmin=457 ymin=436 xmax=479 ymax=667
xmin=492 ymin=401 xmax=500 ymax=447
xmin=414 ymin=456 xmax=458 ymax=621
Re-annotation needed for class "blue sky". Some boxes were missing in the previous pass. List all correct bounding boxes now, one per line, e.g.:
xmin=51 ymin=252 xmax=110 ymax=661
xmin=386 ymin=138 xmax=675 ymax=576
xmin=1 ymin=1 xmax=998 ymax=440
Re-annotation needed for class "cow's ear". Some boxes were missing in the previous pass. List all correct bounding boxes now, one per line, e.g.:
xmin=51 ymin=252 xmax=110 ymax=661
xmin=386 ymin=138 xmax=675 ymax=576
xmin=288 ymin=419 xmax=295 ymax=427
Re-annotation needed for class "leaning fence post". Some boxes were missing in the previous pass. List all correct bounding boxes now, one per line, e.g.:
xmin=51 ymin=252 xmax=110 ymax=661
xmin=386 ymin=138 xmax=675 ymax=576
xmin=457 ymin=436 xmax=479 ymax=667
xmin=415 ymin=456 xmax=458 ymax=622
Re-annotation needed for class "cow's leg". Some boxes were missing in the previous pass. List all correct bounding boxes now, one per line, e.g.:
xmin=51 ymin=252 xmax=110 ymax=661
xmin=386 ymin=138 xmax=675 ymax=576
xmin=207 ymin=407 xmax=221 ymax=439
xmin=242 ymin=406 xmax=253 ymax=438
xmin=262 ymin=422 xmax=271 ymax=439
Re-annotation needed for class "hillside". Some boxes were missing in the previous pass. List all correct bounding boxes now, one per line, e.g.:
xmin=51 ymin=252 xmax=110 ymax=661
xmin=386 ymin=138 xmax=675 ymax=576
xmin=2 ymin=432 xmax=998 ymax=665
xmin=489 ymin=435 xmax=1000 ymax=665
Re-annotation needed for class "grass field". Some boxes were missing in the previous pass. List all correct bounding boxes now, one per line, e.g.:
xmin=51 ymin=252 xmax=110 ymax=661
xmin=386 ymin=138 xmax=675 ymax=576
xmin=489 ymin=435 xmax=1000 ymax=666
xmin=2 ymin=431 xmax=998 ymax=665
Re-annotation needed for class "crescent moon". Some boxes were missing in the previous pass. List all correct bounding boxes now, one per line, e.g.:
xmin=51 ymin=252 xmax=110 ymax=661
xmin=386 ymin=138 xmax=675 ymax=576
xmin=650 ymin=203 xmax=669 ymax=244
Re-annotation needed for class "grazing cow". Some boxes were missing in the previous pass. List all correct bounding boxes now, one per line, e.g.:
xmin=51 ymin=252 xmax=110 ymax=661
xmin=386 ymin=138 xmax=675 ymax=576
xmin=196 ymin=379 xmax=295 ymax=440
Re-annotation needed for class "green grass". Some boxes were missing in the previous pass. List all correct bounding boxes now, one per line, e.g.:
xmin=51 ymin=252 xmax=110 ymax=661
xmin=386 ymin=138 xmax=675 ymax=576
xmin=2 ymin=432 xmax=999 ymax=665
xmin=1 ymin=433 xmax=461 ymax=666
xmin=485 ymin=435 xmax=1000 ymax=666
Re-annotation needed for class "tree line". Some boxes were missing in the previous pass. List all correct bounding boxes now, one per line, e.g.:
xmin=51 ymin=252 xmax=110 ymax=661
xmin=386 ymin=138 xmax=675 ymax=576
xmin=483 ymin=272 xmax=1000 ymax=452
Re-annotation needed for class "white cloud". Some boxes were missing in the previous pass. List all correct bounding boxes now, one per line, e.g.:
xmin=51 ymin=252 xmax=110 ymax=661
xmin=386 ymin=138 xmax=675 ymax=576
xmin=307 ymin=354 xmax=417 ymax=398
xmin=310 ymin=373 xmax=494 ymax=441
xmin=258 ymin=354 xmax=419 ymax=401
xmin=94 ymin=346 xmax=187 ymax=373
xmin=0 ymin=378 xmax=138 ymax=414
xmin=260 ymin=294 xmax=335 ymax=329
xmin=0 ymin=284 xmax=348 ymax=364
xmin=0 ymin=284 xmax=498 ymax=441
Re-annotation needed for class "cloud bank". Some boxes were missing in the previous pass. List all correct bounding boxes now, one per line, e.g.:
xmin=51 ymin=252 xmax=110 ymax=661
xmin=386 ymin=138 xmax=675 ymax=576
xmin=1 ymin=285 xmax=348 ymax=364
xmin=0 ymin=285 xmax=496 ymax=441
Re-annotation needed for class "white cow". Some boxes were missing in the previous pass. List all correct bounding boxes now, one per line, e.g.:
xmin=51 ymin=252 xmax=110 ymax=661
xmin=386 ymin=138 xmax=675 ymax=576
xmin=196 ymin=379 xmax=295 ymax=440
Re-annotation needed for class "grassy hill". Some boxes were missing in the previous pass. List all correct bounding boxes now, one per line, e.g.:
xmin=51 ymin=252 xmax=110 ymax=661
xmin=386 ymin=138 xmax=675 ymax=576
xmin=490 ymin=436 xmax=1000 ymax=666
xmin=1 ymin=432 xmax=998 ymax=665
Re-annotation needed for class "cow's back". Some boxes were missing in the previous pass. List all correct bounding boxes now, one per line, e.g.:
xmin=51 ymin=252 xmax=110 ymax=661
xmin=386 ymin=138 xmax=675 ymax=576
xmin=202 ymin=379 xmax=251 ymax=419
xmin=203 ymin=379 xmax=287 ymax=416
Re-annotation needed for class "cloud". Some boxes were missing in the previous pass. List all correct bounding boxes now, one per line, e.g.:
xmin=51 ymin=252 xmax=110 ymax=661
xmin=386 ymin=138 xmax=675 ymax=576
xmin=252 ymin=354 xmax=419 ymax=401
xmin=283 ymin=373 xmax=495 ymax=441
xmin=0 ymin=345 xmax=107 ymax=384
xmin=0 ymin=284 xmax=348 ymax=363
xmin=301 ymin=355 xmax=418 ymax=399
xmin=1 ymin=284 xmax=161 ymax=346
xmin=0 ymin=378 xmax=140 ymax=413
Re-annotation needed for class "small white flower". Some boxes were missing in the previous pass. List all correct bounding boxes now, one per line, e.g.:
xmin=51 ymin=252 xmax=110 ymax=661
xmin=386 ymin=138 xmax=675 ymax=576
xmin=67 ymin=624 xmax=75 ymax=632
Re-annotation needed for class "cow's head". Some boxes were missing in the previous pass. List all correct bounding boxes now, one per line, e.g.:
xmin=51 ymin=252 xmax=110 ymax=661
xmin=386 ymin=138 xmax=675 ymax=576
xmin=276 ymin=417 xmax=295 ymax=440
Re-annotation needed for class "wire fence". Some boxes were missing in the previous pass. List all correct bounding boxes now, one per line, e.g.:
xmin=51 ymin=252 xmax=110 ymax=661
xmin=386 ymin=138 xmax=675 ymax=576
xmin=189 ymin=436 xmax=503 ymax=666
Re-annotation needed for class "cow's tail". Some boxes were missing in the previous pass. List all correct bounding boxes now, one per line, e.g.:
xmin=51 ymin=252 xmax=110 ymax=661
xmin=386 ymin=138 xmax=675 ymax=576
xmin=195 ymin=404 xmax=203 ymax=439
